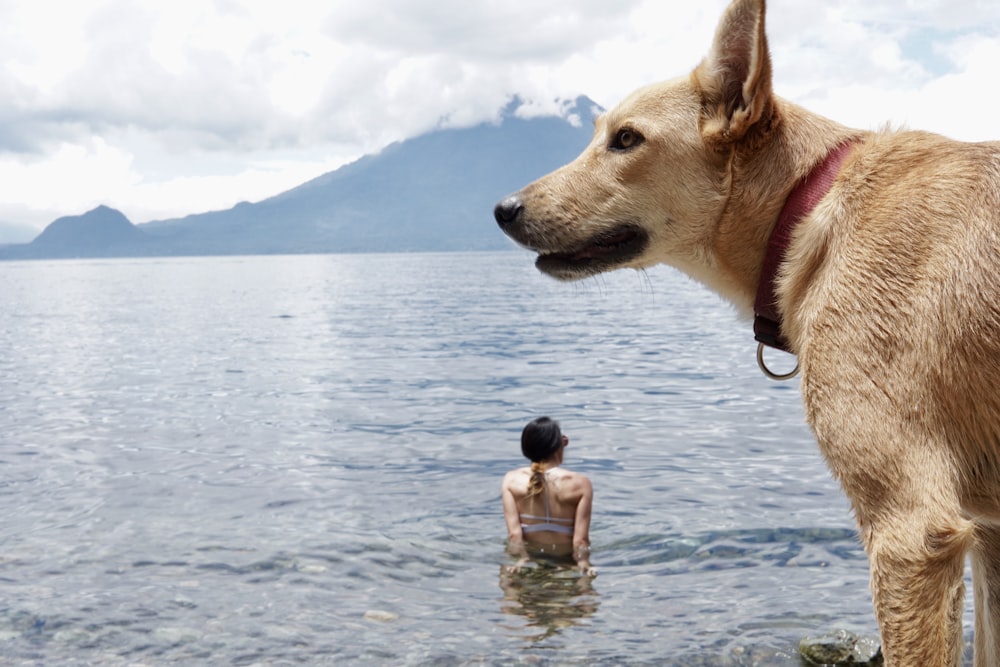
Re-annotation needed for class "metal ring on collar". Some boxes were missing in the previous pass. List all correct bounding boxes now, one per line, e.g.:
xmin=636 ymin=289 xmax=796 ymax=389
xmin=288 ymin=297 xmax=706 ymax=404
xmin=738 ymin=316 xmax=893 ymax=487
xmin=756 ymin=342 xmax=800 ymax=381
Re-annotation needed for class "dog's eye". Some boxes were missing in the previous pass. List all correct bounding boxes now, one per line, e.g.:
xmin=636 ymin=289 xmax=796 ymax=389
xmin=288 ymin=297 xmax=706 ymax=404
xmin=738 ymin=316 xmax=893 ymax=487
xmin=611 ymin=128 xmax=643 ymax=151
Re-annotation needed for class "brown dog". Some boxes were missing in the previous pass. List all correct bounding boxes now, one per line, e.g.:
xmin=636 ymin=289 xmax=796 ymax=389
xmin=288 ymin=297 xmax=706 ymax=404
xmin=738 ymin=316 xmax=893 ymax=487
xmin=494 ymin=1 xmax=1000 ymax=665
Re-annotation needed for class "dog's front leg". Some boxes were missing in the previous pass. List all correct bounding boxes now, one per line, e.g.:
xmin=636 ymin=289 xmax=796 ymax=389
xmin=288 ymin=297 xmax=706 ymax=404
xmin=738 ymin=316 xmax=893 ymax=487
xmin=972 ymin=524 xmax=1000 ymax=667
xmin=804 ymin=361 xmax=972 ymax=665
xmin=861 ymin=509 xmax=969 ymax=666
xmin=808 ymin=399 xmax=968 ymax=662
xmin=832 ymin=439 xmax=972 ymax=667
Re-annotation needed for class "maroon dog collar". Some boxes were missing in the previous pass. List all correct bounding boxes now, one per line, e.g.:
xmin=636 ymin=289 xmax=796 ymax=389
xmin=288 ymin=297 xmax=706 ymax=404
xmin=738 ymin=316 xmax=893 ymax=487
xmin=753 ymin=142 xmax=857 ymax=356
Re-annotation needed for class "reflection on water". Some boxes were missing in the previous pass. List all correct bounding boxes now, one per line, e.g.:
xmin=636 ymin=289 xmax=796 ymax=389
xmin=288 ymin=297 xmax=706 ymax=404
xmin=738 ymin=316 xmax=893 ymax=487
xmin=498 ymin=559 xmax=599 ymax=642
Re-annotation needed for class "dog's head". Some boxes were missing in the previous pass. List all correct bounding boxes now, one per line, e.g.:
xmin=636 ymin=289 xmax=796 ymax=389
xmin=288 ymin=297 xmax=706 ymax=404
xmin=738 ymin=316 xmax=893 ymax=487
xmin=494 ymin=0 xmax=775 ymax=285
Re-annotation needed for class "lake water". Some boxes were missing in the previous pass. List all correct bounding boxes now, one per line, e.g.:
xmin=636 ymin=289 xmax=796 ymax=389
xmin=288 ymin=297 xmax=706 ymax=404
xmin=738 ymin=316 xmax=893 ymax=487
xmin=0 ymin=252 xmax=973 ymax=665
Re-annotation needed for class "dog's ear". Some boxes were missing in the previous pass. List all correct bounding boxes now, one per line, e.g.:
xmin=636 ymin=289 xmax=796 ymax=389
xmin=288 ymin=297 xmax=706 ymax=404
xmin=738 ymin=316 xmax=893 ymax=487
xmin=695 ymin=0 xmax=775 ymax=149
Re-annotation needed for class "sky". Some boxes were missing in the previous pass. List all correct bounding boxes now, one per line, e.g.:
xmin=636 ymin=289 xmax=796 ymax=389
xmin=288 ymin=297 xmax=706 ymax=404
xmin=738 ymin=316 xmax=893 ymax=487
xmin=2 ymin=0 xmax=999 ymax=238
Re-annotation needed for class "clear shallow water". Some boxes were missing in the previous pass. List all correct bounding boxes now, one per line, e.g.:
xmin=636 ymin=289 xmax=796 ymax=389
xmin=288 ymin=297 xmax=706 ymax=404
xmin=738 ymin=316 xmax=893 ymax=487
xmin=0 ymin=252 xmax=970 ymax=665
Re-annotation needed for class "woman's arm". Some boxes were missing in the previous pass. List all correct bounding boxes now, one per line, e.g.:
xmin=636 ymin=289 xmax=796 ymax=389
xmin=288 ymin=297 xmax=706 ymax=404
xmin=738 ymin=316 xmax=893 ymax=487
xmin=501 ymin=473 xmax=529 ymax=570
xmin=572 ymin=476 xmax=597 ymax=576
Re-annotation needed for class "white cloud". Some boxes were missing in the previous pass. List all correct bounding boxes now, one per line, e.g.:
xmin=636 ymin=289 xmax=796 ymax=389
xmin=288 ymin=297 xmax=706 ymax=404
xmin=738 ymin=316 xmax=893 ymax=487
xmin=0 ymin=0 xmax=998 ymax=231
xmin=0 ymin=138 xmax=136 ymax=215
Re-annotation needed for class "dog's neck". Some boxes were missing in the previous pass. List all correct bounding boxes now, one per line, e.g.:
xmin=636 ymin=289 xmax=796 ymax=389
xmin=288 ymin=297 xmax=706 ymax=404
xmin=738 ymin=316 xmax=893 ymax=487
xmin=753 ymin=142 xmax=857 ymax=353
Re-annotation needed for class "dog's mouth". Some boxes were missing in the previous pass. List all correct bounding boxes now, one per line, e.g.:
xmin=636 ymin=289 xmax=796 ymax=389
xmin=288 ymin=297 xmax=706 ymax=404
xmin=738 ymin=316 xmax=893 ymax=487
xmin=535 ymin=224 xmax=649 ymax=280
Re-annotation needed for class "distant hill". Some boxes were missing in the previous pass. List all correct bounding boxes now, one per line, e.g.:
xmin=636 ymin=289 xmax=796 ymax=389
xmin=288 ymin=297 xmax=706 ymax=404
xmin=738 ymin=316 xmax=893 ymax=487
xmin=0 ymin=96 xmax=601 ymax=260
xmin=13 ymin=205 xmax=152 ymax=259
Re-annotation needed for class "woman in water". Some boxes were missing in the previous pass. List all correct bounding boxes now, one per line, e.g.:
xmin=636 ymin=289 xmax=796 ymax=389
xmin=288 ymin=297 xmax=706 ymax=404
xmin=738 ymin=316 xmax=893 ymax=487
xmin=502 ymin=417 xmax=596 ymax=576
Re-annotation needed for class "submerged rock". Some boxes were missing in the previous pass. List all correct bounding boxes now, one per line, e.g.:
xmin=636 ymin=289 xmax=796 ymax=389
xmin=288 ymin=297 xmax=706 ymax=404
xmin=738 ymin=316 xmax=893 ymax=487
xmin=799 ymin=630 xmax=883 ymax=665
xmin=363 ymin=609 xmax=399 ymax=623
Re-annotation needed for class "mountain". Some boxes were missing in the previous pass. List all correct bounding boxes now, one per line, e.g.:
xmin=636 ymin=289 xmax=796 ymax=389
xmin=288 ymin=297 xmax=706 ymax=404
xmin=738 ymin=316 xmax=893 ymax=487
xmin=0 ymin=206 xmax=151 ymax=259
xmin=0 ymin=96 xmax=601 ymax=260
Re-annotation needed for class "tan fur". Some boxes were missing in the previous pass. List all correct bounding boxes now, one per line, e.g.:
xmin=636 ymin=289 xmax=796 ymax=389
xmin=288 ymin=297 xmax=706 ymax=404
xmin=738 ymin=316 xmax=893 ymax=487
xmin=494 ymin=1 xmax=1000 ymax=665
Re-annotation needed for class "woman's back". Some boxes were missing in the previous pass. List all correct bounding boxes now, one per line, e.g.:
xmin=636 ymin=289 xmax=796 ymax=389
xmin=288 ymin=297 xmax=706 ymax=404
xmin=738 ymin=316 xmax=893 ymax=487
xmin=502 ymin=417 xmax=596 ymax=576
xmin=505 ymin=467 xmax=589 ymax=544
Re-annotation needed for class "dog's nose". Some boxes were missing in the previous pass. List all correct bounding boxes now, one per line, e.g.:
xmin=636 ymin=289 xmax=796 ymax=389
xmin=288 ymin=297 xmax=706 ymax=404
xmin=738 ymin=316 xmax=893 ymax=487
xmin=494 ymin=195 xmax=524 ymax=227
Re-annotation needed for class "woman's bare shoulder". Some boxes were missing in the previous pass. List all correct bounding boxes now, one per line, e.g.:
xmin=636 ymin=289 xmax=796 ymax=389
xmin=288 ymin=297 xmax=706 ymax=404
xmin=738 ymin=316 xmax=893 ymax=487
xmin=553 ymin=469 xmax=592 ymax=491
xmin=502 ymin=467 xmax=530 ymax=488
xmin=552 ymin=467 xmax=587 ymax=480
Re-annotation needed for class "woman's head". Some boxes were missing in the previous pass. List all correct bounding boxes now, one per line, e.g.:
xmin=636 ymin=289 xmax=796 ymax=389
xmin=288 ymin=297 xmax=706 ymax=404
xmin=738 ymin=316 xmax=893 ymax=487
xmin=521 ymin=416 xmax=564 ymax=463
xmin=521 ymin=417 xmax=566 ymax=498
